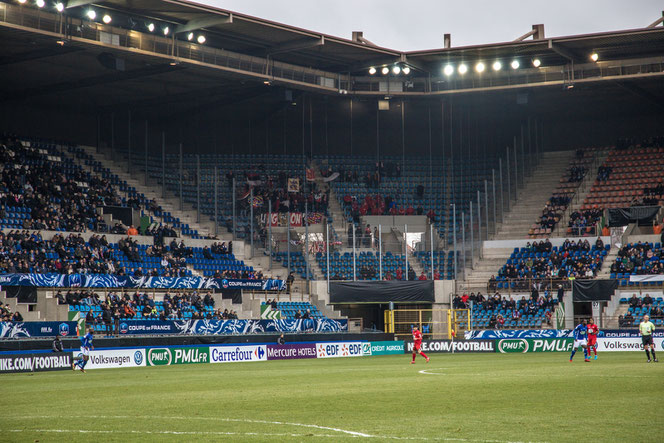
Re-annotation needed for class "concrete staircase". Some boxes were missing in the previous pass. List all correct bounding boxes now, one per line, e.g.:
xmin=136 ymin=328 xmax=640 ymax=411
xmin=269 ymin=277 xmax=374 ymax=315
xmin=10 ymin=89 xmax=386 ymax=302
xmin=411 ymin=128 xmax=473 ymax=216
xmin=457 ymin=247 xmax=512 ymax=293
xmin=493 ymin=150 xmax=576 ymax=240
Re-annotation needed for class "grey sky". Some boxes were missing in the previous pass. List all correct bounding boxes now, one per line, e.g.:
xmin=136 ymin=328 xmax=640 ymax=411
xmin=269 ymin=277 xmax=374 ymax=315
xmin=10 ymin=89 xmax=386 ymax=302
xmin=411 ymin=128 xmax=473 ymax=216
xmin=202 ymin=0 xmax=662 ymax=51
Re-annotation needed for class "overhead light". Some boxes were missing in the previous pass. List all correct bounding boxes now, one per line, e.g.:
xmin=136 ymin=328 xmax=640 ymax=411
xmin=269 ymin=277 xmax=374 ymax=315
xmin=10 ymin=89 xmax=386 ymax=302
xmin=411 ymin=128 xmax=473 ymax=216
xmin=475 ymin=62 xmax=485 ymax=73
xmin=102 ymin=14 xmax=112 ymax=24
xmin=36 ymin=0 xmax=45 ymax=7
xmin=86 ymin=9 xmax=96 ymax=20
xmin=18 ymin=0 xmax=27 ymax=4
xmin=197 ymin=35 xmax=206 ymax=44
xmin=187 ymin=32 xmax=194 ymax=41
xmin=402 ymin=66 xmax=411 ymax=75
xmin=590 ymin=52 xmax=599 ymax=62
xmin=55 ymin=2 xmax=64 ymax=12
xmin=56 ymin=40 xmax=65 ymax=46
xmin=381 ymin=67 xmax=389 ymax=75
xmin=368 ymin=67 xmax=376 ymax=75
xmin=263 ymin=80 xmax=271 ymax=85
xmin=532 ymin=58 xmax=541 ymax=68
xmin=147 ymin=23 xmax=155 ymax=32
xmin=443 ymin=65 xmax=454 ymax=76
xmin=492 ymin=61 xmax=502 ymax=71
xmin=458 ymin=64 xmax=468 ymax=74
xmin=510 ymin=60 xmax=520 ymax=69
xmin=392 ymin=65 xmax=401 ymax=75
xmin=163 ymin=26 xmax=170 ymax=36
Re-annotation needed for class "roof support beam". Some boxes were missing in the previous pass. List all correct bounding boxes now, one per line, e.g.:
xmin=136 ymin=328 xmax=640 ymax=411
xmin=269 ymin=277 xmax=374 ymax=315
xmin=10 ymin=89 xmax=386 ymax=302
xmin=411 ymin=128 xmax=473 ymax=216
xmin=175 ymin=14 xmax=233 ymax=34
xmin=65 ymin=0 xmax=96 ymax=9
xmin=513 ymin=24 xmax=545 ymax=42
xmin=647 ymin=11 xmax=664 ymax=28
xmin=266 ymin=36 xmax=324 ymax=56
xmin=547 ymin=39 xmax=579 ymax=62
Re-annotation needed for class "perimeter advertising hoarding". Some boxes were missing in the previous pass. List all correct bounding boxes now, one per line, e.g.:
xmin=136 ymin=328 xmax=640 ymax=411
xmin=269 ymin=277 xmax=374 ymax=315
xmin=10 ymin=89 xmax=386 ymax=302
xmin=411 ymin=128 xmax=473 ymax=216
xmin=266 ymin=343 xmax=317 ymax=360
xmin=86 ymin=348 xmax=146 ymax=369
xmin=0 ymin=352 xmax=73 ymax=373
xmin=209 ymin=345 xmax=267 ymax=363
xmin=316 ymin=341 xmax=363 ymax=358
xmin=147 ymin=347 xmax=210 ymax=366
xmin=597 ymin=337 xmax=664 ymax=352
xmin=495 ymin=338 xmax=574 ymax=353
xmin=404 ymin=340 xmax=495 ymax=353
xmin=362 ymin=341 xmax=405 ymax=356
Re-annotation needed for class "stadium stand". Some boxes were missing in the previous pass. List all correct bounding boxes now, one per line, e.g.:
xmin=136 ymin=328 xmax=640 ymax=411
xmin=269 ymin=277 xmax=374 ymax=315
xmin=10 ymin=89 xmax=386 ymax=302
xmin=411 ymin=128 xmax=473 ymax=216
xmin=315 ymin=251 xmax=416 ymax=281
xmin=453 ymin=292 xmax=557 ymax=329
xmin=611 ymin=242 xmax=664 ymax=286
xmin=619 ymin=293 xmax=664 ymax=327
xmin=261 ymin=301 xmax=324 ymax=320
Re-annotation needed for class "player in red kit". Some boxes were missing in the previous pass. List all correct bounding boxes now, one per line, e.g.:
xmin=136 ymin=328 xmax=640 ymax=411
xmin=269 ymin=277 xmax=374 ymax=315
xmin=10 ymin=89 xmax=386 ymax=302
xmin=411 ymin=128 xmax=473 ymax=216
xmin=587 ymin=317 xmax=599 ymax=360
xmin=411 ymin=327 xmax=429 ymax=364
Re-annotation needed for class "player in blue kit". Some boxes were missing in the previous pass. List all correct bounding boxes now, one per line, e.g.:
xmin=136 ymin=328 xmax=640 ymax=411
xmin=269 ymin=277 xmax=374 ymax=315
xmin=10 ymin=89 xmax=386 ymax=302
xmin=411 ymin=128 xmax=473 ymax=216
xmin=569 ymin=319 xmax=590 ymax=362
xmin=72 ymin=327 xmax=94 ymax=373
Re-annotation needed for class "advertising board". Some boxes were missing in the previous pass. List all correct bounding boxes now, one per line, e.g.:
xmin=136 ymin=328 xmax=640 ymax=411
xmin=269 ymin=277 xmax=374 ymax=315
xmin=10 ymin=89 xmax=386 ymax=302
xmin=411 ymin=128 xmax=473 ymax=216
xmin=405 ymin=340 xmax=495 ymax=353
xmin=363 ymin=341 xmax=405 ymax=356
xmin=86 ymin=348 xmax=146 ymax=369
xmin=0 ymin=352 xmax=73 ymax=373
xmin=266 ymin=343 xmax=317 ymax=360
xmin=209 ymin=345 xmax=267 ymax=363
xmin=495 ymin=338 xmax=573 ymax=353
xmin=316 ymin=342 xmax=364 ymax=358
xmin=146 ymin=347 xmax=210 ymax=366
xmin=596 ymin=337 xmax=664 ymax=352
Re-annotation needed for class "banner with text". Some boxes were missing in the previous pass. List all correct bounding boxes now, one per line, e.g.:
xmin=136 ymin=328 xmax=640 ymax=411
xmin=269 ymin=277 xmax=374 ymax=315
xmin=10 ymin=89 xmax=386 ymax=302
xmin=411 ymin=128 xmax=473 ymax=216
xmin=405 ymin=340 xmax=496 ymax=353
xmin=146 ymin=347 xmax=210 ymax=366
xmin=0 ymin=352 xmax=73 ymax=373
xmin=316 ymin=341 xmax=364 ymax=358
xmin=85 ymin=348 xmax=146 ymax=370
xmin=495 ymin=338 xmax=574 ymax=353
xmin=209 ymin=345 xmax=267 ymax=363
xmin=116 ymin=318 xmax=347 ymax=335
xmin=0 ymin=321 xmax=78 ymax=339
xmin=363 ymin=341 xmax=405 ymax=356
xmin=465 ymin=329 xmax=573 ymax=340
xmin=266 ymin=343 xmax=317 ymax=360
xmin=597 ymin=337 xmax=664 ymax=352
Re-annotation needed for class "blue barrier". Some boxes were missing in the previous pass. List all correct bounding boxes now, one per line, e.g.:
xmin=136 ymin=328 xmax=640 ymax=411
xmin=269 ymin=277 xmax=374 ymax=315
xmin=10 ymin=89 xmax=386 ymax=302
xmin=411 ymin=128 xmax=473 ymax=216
xmin=118 ymin=318 xmax=347 ymax=335
xmin=0 ymin=321 xmax=79 ymax=338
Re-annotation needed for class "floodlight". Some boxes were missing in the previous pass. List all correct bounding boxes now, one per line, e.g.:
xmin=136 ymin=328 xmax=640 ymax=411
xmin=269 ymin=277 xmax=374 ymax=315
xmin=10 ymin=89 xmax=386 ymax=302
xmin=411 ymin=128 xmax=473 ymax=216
xmin=475 ymin=62 xmax=485 ymax=73
xmin=458 ymin=64 xmax=468 ymax=74
xmin=381 ymin=67 xmax=389 ymax=75
xmin=510 ymin=60 xmax=520 ymax=69
xmin=368 ymin=67 xmax=376 ymax=75
xmin=197 ymin=35 xmax=206 ymax=44
xmin=532 ymin=58 xmax=541 ymax=68
xmin=443 ymin=65 xmax=454 ymax=76
xmin=163 ymin=26 xmax=170 ymax=36
xmin=55 ymin=2 xmax=64 ymax=12
xmin=590 ymin=52 xmax=599 ymax=62
xmin=18 ymin=0 xmax=27 ymax=4
xmin=36 ymin=0 xmax=45 ymax=7
xmin=402 ymin=66 xmax=411 ymax=75
xmin=102 ymin=14 xmax=111 ymax=24
xmin=492 ymin=61 xmax=502 ymax=71
xmin=187 ymin=32 xmax=194 ymax=41
xmin=147 ymin=23 xmax=155 ymax=32
xmin=86 ymin=9 xmax=96 ymax=20
xmin=392 ymin=65 xmax=401 ymax=75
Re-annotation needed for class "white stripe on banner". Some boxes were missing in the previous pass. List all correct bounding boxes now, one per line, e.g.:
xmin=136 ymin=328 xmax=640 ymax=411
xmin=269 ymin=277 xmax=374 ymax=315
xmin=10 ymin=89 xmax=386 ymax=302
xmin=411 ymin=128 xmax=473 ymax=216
xmin=629 ymin=275 xmax=664 ymax=282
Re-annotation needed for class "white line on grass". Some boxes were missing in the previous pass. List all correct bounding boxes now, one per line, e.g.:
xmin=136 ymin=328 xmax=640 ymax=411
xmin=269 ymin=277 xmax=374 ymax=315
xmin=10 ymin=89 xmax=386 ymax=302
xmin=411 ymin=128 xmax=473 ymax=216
xmin=6 ymin=415 xmax=547 ymax=443
xmin=418 ymin=368 xmax=449 ymax=375
xmin=6 ymin=429 xmax=349 ymax=438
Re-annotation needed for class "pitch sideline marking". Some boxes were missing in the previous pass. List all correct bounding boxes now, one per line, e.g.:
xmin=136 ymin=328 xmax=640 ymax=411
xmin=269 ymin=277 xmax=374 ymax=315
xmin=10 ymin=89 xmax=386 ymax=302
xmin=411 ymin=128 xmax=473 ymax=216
xmin=418 ymin=367 xmax=449 ymax=375
xmin=5 ymin=415 xmax=548 ymax=443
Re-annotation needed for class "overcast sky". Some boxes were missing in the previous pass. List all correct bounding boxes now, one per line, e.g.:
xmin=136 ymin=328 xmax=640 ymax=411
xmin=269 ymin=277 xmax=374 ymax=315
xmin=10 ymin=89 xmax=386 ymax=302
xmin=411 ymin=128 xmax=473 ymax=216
xmin=202 ymin=0 xmax=662 ymax=51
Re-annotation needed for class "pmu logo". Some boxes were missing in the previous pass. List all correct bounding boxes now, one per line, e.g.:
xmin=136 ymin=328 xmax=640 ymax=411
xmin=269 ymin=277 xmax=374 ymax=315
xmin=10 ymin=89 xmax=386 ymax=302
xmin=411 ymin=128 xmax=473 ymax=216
xmin=254 ymin=347 xmax=265 ymax=359
xmin=119 ymin=323 xmax=128 ymax=334
xmin=58 ymin=323 xmax=70 ymax=337
xmin=134 ymin=351 xmax=144 ymax=365
xmin=221 ymin=279 xmax=229 ymax=289
xmin=498 ymin=339 xmax=529 ymax=353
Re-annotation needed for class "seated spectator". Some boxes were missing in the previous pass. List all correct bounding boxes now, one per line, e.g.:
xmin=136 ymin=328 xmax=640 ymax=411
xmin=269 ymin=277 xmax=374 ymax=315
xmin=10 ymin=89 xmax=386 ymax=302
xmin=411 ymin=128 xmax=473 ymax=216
xmin=127 ymin=225 xmax=139 ymax=236
xmin=642 ymin=294 xmax=653 ymax=307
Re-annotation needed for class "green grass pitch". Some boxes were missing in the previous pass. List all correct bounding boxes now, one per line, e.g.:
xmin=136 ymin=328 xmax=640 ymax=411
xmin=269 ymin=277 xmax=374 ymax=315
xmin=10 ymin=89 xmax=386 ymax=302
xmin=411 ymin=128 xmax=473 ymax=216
xmin=1 ymin=352 xmax=662 ymax=442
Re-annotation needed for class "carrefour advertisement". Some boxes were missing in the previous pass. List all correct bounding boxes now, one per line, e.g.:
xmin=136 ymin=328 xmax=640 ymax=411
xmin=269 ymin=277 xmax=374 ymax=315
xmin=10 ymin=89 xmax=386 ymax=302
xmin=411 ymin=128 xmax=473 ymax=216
xmin=209 ymin=345 xmax=267 ymax=363
xmin=316 ymin=341 xmax=364 ymax=358
xmin=85 ymin=348 xmax=147 ymax=369
xmin=495 ymin=338 xmax=574 ymax=353
xmin=147 ymin=347 xmax=210 ymax=366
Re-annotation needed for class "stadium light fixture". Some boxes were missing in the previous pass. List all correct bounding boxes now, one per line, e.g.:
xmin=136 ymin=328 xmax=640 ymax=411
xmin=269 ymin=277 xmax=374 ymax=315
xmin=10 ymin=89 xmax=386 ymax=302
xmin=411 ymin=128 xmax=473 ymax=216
xmin=458 ymin=64 xmax=468 ymax=74
xmin=197 ymin=35 xmax=206 ymax=44
xmin=443 ymin=64 xmax=454 ymax=76
xmin=18 ymin=0 xmax=27 ymax=4
xmin=86 ymin=9 xmax=96 ymax=20
xmin=147 ymin=23 xmax=155 ymax=32
xmin=187 ymin=32 xmax=194 ymax=41
xmin=102 ymin=14 xmax=112 ymax=24
xmin=532 ymin=58 xmax=541 ymax=68
xmin=392 ymin=65 xmax=401 ymax=75
xmin=368 ymin=67 xmax=376 ymax=75
xmin=402 ymin=66 xmax=411 ymax=75
xmin=381 ymin=66 xmax=389 ymax=75
xmin=55 ymin=2 xmax=64 ymax=12
xmin=510 ymin=60 xmax=520 ymax=69
xmin=590 ymin=52 xmax=599 ymax=62
xmin=36 ymin=0 xmax=45 ymax=7
xmin=475 ymin=62 xmax=485 ymax=73
xmin=492 ymin=61 xmax=502 ymax=71
xmin=163 ymin=26 xmax=170 ymax=36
